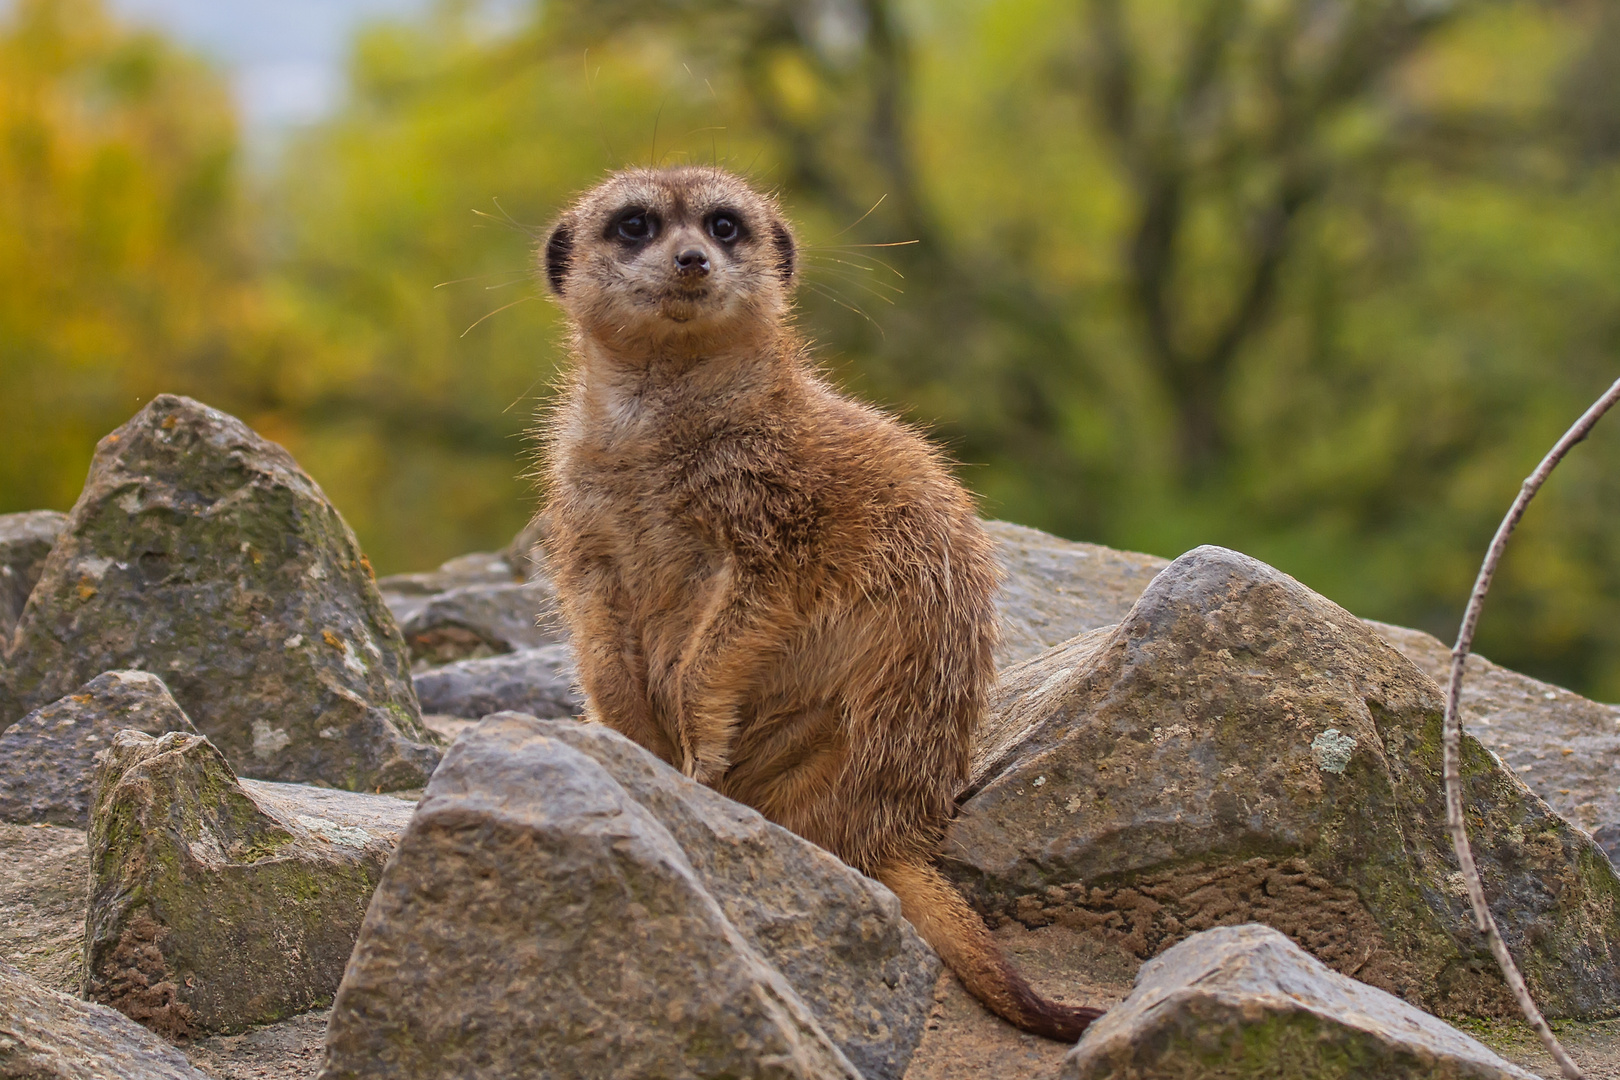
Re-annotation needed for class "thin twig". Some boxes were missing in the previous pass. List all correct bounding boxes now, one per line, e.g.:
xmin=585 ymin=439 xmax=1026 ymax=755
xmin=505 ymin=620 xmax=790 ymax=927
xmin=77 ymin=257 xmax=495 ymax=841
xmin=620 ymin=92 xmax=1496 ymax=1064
xmin=1445 ymin=375 xmax=1620 ymax=1080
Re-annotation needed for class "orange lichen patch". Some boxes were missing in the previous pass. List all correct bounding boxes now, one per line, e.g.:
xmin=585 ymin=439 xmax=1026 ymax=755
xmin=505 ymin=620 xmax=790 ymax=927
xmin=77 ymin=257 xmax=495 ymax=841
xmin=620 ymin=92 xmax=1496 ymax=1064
xmin=322 ymin=630 xmax=346 ymax=652
xmin=359 ymin=555 xmax=374 ymax=580
xmin=77 ymin=578 xmax=97 ymax=601
xmin=161 ymin=416 xmax=179 ymax=430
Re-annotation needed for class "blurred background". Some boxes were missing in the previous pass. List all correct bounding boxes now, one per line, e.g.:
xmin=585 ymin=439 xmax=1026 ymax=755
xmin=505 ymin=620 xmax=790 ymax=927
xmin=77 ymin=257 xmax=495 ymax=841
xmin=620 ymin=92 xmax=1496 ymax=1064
xmin=2 ymin=0 xmax=1617 ymax=698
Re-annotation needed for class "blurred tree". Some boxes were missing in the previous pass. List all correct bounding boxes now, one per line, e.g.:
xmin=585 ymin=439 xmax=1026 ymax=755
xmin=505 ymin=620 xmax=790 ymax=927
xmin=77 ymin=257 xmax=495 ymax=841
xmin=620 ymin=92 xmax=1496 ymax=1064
xmin=280 ymin=0 xmax=1618 ymax=695
xmin=1079 ymin=0 xmax=1458 ymax=478
xmin=4 ymin=0 xmax=1617 ymax=698
xmin=0 ymin=0 xmax=299 ymax=514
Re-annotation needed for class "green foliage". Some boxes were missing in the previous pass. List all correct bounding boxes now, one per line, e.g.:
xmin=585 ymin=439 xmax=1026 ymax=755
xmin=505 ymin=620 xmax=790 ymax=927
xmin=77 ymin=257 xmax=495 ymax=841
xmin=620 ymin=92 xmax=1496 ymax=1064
xmin=0 ymin=0 xmax=303 ymax=513
xmin=3 ymin=0 xmax=1619 ymax=699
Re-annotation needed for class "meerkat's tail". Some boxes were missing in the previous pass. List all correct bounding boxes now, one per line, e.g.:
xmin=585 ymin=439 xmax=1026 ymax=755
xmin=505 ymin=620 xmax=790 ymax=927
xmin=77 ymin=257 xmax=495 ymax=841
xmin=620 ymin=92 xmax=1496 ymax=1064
xmin=876 ymin=859 xmax=1102 ymax=1043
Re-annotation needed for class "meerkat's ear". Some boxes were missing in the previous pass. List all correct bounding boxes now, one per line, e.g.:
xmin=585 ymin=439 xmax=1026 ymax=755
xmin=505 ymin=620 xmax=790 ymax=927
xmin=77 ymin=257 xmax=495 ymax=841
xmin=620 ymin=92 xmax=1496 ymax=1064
xmin=770 ymin=220 xmax=796 ymax=285
xmin=543 ymin=222 xmax=574 ymax=296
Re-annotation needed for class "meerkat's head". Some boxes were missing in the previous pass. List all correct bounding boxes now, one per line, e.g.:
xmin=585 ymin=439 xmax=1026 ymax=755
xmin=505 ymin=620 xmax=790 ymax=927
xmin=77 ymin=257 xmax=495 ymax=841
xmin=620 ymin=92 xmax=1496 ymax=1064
xmin=541 ymin=167 xmax=797 ymax=355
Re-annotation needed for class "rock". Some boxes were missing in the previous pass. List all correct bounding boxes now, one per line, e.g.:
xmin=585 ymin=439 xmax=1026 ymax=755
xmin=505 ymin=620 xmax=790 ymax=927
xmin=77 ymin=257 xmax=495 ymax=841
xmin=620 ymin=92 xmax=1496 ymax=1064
xmin=375 ymin=551 xmax=518 ymax=626
xmin=1370 ymin=619 xmax=1620 ymax=856
xmin=1060 ymin=924 xmax=1538 ymax=1080
xmin=0 ymin=958 xmax=210 ymax=1080
xmin=0 ymin=670 xmax=197 ymax=827
xmin=947 ymin=545 xmax=1620 ymax=1020
xmin=178 ymin=1008 xmax=331 ymax=1080
xmin=0 ymin=510 xmax=67 ymax=639
xmin=375 ymin=551 xmax=518 ymax=597
xmin=984 ymin=521 xmax=1168 ymax=667
xmin=0 ymin=395 xmax=439 ymax=791
xmin=395 ymin=580 xmax=562 ymax=667
xmin=0 ymin=823 xmax=88 ymax=995
xmin=322 ymin=713 xmax=939 ymax=1080
xmin=410 ymin=644 xmax=580 ymax=720
xmin=86 ymin=729 xmax=415 ymax=1037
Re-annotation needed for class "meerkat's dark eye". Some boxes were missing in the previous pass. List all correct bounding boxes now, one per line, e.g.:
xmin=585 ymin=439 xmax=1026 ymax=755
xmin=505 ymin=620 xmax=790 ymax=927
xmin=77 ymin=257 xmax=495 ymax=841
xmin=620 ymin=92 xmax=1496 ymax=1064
xmin=708 ymin=212 xmax=741 ymax=243
xmin=613 ymin=210 xmax=654 ymax=243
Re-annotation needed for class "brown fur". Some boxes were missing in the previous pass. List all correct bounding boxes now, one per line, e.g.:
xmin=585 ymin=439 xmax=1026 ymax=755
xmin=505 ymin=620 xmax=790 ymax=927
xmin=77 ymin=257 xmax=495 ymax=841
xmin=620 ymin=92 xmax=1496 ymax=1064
xmin=534 ymin=165 xmax=1101 ymax=1042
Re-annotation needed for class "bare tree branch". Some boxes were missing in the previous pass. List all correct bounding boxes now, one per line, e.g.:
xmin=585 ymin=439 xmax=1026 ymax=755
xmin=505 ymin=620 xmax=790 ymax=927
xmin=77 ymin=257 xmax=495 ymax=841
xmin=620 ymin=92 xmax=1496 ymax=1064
xmin=1444 ymin=375 xmax=1620 ymax=1080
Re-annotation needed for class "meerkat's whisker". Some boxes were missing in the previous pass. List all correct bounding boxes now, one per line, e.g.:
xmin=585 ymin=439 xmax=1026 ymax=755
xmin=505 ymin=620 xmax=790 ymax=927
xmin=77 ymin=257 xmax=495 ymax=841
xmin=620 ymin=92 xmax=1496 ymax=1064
xmin=803 ymin=246 xmax=908 ymax=278
xmin=460 ymin=294 xmax=539 ymax=337
xmin=803 ymin=258 xmax=906 ymax=292
xmin=824 ymin=193 xmax=888 ymax=241
xmin=802 ymin=267 xmax=901 ymax=304
xmin=803 ymin=281 xmax=887 ymax=329
xmin=470 ymin=207 xmax=541 ymax=237
xmin=434 ymin=270 xmax=532 ymax=289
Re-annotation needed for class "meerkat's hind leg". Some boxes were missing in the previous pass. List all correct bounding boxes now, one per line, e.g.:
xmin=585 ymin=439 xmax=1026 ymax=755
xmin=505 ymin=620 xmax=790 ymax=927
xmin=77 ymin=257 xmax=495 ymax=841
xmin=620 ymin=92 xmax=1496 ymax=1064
xmin=876 ymin=859 xmax=1103 ymax=1043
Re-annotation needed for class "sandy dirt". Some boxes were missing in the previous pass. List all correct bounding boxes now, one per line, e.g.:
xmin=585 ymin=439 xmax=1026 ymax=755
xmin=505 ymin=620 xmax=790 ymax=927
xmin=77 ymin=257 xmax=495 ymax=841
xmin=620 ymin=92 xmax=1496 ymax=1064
xmin=902 ymin=923 xmax=1136 ymax=1080
xmin=179 ymin=1010 xmax=330 ymax=1080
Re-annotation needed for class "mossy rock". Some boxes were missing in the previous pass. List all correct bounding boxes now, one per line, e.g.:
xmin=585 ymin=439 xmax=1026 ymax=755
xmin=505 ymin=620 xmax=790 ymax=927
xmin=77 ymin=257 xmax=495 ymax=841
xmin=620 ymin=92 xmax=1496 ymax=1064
xmin=948 ymin=546 xmax=1620 ymax=1020
xmin=1062 ymin=924 xmax=1537 ymax=1080
xmin=0 ymin=395 xmax=438 ymax=791
xmin=85 ymin=730 xmax=415 ymax=1037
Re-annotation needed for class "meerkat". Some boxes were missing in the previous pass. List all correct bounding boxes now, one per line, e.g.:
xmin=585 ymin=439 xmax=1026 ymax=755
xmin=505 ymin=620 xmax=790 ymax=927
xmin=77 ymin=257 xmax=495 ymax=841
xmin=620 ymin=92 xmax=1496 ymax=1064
xmin=535 ymin=165 xmax=1101 ymax=1042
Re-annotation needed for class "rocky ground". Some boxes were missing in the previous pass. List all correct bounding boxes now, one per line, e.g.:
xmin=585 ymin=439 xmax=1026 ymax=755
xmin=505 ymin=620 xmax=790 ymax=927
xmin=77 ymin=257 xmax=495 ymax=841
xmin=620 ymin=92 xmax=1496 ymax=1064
xmin=7 ymin=396 xmax=1620 ymax=1079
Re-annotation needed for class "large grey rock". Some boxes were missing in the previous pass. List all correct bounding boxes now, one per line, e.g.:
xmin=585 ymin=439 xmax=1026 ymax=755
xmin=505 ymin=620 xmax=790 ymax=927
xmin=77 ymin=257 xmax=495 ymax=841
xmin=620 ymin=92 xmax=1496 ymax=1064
xmin=0 ymin=395 xmax=439 ymax=791
xmin=0 ymin=671 xmax=196 ymax=826
xmin=947 ymin=545 xmax=1620 ymax=1020
xmin=410 ymin=643 xmax=580 ymax=719
xmin=985 ymin=520 xmax=1167 ymax=667
xmin=86 ymin=729 xmax=414 ymax=1037
xmin=322 ymin=713 xmax=939 ymax=1080
xmin=0 ymin=958 xmax=209 ymax=1080
xmin=395 ymin=579 xmax=562 ymax=666
xmin=1371 ymin=619 xmax=1620 ymax=861
xmin=0 ymin=510 xmax=67 ymax=639
xmin=1061 ymin=924 xmax=1537 ymax=1080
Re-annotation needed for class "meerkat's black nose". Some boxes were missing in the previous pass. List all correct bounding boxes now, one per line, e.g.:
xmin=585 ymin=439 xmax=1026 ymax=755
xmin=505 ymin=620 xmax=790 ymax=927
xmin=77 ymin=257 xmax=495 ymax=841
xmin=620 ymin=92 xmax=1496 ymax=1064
xmin=674 ymin=247 xmax=711 ymax=276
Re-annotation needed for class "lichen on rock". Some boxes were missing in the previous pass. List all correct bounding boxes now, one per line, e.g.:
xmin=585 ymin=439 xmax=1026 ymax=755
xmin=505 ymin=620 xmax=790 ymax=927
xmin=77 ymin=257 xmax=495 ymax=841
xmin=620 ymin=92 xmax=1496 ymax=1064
xmin=947 ymin=545 xmax=1620 ymax=1020
xmin=85 ymin=729 xmax=415 ymax=1036
xmin=0 ymin=395 xmax=439 ymax=791
xmin=1062 ymin=924 xmax=1538 ymax=1080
